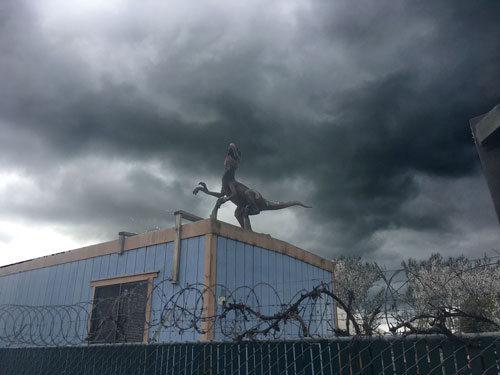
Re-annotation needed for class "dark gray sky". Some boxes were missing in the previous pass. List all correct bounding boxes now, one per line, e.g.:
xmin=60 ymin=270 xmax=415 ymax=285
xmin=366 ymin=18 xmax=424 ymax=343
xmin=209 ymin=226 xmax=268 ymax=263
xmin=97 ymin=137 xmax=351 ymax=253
xmin=1 ymin=0 xmax=499 ymax=267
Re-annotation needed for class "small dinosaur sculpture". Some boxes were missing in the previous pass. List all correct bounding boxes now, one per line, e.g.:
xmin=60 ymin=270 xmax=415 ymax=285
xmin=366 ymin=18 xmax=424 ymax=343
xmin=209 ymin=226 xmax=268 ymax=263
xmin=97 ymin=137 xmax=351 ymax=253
xmin=193 ymin=143 xmax=311 ymax=230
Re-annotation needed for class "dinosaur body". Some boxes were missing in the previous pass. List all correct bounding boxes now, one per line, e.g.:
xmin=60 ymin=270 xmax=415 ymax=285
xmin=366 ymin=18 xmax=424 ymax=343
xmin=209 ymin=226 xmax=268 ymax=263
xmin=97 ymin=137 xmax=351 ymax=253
xmin=193 ymin=143 xmax=311 ymax=230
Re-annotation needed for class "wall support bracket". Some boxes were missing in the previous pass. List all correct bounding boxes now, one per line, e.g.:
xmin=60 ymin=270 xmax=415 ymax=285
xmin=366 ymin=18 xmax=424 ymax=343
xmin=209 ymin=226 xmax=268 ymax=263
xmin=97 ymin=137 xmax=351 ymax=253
xmin=171 ymin=210 xmax=203 ymax=284
xmin=117 ymin=232 xmax=137 ymax=255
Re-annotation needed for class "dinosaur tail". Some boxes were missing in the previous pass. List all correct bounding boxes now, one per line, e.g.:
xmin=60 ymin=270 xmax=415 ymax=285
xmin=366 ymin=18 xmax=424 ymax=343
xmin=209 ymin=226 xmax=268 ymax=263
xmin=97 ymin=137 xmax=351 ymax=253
xmin=264 ymin=200 xmax=312 ymax=210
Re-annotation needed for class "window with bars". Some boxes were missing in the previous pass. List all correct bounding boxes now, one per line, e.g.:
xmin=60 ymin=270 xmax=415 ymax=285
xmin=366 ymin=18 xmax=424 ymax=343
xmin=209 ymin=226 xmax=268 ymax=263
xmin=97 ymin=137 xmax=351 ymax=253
xmin=88 ymin=271 xmax=158 ymax=344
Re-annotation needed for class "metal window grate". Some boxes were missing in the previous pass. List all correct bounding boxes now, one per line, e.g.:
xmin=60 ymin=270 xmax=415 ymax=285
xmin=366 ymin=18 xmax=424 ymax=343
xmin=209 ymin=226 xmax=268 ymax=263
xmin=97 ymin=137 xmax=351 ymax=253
xmin=88 ymin=280 xmax=148 ymax=344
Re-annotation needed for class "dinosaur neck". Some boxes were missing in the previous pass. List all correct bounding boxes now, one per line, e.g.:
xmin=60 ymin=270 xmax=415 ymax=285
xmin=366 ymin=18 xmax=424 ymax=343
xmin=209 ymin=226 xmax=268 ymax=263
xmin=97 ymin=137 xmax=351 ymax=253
xmin=223 ymin=167 xmax=236 ymax=182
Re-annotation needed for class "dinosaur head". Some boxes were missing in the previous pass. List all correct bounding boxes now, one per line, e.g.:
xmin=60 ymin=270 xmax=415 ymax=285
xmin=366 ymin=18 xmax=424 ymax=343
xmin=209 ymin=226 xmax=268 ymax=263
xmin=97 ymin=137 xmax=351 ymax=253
xmin=224 ymin=143 xmax=241 ymax=170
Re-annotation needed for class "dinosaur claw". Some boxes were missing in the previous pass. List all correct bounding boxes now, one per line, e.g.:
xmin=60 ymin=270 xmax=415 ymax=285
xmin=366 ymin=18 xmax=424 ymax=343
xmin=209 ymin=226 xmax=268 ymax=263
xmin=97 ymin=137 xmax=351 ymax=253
xmin=193 ymin=182 xmax=208 ymax=195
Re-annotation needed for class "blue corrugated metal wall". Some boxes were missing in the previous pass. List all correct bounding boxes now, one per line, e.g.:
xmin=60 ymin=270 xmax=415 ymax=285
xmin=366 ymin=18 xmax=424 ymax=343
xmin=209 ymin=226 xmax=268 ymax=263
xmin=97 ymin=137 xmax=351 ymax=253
xmin=214 ymin=237 xmax=335 ymax=339
xmin=0 ymin=236 xmax=206 ymax=344
xmin=0 ymin=234 xmax=335 ymax=344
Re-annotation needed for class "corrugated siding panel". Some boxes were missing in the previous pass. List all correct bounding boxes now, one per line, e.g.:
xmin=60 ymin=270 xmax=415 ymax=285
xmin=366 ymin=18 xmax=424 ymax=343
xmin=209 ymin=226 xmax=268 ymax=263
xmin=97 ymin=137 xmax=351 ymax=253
xmin=214 ymin=236 xmax=334 ymax=339
xmin=0 ymin=235 xmax=206 ymax=345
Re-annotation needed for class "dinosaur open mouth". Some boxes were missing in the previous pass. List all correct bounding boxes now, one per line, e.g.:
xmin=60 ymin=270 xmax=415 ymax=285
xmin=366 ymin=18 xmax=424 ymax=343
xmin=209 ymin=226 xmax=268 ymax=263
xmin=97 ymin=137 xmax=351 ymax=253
xmin=228 ymin=148 xmax=238 ymax=160
xmin=224 ymin=143 xmax=241 ymax=168
xmin=226 ymin=143 xmax=240 ymax=161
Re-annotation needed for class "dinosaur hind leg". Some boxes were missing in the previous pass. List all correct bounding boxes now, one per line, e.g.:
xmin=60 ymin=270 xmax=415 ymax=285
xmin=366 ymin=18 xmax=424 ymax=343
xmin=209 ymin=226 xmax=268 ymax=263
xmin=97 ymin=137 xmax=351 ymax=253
xmin=243 ymin=190 xmax=263 ymax=216
xmin=243 ymin=204 xmax=261 ymax=216
xmin=234 ymin=206 xmax=245 ymax=228
xmin=210 ymin=205 xmax=219 ymax=220
xmin=242 ymin=204 xmax=260 ymax=231
xmin=210 ymin=199 xmax=222 ymax=220
xmin=241 ymin=190 xmax=263 ymax=231
xmin=243 ymin=216 xmax=252 ymax=231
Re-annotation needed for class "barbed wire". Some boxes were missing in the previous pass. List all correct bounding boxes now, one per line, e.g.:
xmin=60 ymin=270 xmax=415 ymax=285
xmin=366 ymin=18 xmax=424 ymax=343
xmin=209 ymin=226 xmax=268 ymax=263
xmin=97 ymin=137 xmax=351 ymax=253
xmin=0 ymin=281 xmax=337 ymax=347
xmin=1 ymin=257 xmax=499 ymax=348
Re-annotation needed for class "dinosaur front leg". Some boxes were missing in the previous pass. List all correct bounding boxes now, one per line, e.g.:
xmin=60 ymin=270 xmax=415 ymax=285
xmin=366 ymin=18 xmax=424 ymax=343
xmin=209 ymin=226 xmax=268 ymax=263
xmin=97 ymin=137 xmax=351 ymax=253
xmin=193 ymin=182 xmax=224 ymax=198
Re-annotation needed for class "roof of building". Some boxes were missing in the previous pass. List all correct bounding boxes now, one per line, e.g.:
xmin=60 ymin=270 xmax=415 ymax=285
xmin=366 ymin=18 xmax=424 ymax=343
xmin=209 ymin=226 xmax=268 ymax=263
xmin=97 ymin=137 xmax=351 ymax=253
xmin=0 ymin=219 xmax=333 ymax=277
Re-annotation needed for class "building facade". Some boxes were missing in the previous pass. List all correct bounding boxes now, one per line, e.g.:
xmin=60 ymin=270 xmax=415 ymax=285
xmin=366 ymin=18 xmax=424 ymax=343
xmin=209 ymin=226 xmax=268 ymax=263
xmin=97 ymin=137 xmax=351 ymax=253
xmin=0 ymin=219 xmax=336 ymax=346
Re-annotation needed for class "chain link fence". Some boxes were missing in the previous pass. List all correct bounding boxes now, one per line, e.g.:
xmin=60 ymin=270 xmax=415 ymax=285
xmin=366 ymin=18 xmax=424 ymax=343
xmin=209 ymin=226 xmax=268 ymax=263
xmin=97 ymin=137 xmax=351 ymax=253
xmin=1 ymin=334 xmax=499 ymax=374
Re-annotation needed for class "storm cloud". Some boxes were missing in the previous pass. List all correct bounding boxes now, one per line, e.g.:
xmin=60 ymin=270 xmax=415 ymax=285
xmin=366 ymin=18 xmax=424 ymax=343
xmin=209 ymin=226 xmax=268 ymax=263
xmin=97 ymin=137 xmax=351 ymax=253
xmin=1 ymin=0 xmax=499 ymax=266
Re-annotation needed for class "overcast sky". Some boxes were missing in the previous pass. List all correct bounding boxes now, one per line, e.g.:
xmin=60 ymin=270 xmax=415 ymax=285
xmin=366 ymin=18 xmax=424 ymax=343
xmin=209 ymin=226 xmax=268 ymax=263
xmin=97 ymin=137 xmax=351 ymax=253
xmin=1 ymin=0 xmax=499 ymax=268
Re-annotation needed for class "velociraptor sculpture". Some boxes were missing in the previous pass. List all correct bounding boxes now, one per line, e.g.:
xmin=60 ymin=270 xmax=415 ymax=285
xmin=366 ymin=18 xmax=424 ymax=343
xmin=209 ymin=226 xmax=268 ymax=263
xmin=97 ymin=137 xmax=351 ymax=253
xmin=193 ymin=143 xmax=311 ymax=231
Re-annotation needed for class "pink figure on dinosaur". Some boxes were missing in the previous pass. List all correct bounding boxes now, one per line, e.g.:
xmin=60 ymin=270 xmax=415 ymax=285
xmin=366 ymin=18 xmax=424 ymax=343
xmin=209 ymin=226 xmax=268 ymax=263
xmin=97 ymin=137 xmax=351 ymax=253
xmin=193 ymin=143 xmax=311 ymax=231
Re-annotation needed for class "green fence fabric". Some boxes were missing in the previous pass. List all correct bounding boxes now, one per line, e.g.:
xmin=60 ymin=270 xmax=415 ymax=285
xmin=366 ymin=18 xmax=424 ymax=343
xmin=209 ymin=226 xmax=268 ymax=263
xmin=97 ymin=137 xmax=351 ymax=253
xmin=1 ymin=334 xmax=499 ymax=375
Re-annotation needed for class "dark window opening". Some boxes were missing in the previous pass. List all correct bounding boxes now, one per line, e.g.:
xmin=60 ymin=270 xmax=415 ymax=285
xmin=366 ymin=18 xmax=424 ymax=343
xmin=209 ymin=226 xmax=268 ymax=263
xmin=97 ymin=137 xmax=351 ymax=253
xmin=88 ymin=280 xmax=148 ymax=343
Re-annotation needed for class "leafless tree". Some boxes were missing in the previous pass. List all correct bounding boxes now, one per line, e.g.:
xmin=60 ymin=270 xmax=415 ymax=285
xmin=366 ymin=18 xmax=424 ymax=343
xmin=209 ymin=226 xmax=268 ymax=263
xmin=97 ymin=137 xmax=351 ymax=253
xmin=391 ymin=254 xmax=500 ymax=335
xmin=333 ymin=256 xmax=384 ymax=335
